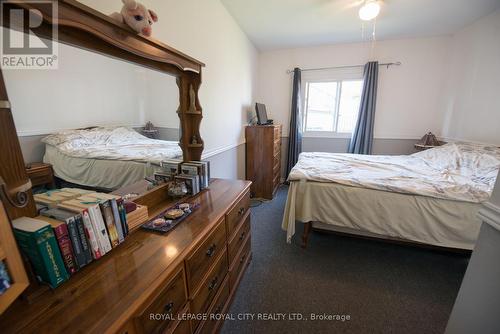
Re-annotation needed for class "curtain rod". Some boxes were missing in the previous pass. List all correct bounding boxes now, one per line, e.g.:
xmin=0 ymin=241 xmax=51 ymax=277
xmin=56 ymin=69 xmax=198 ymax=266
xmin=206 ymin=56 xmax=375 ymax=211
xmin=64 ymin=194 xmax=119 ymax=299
xmin=286 ymin=61 xmax=401 ymax=74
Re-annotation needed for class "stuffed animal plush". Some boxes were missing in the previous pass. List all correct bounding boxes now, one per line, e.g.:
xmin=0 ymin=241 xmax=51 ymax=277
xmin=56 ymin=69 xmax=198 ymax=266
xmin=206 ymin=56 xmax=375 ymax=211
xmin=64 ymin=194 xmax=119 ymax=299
xmin=110 ymin=0 xmax=158 ymax=37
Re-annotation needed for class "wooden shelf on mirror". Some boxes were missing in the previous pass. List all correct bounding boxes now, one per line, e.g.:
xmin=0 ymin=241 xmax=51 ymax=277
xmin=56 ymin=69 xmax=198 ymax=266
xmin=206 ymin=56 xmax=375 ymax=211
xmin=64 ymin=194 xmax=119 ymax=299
xmin=0 ymin=0 xmax=206 ymax=74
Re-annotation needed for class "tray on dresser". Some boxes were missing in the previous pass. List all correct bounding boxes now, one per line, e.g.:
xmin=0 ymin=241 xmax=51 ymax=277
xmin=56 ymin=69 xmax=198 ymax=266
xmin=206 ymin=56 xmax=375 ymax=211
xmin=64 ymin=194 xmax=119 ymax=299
xmin=141 ymin=202 xmax=199 ymax=233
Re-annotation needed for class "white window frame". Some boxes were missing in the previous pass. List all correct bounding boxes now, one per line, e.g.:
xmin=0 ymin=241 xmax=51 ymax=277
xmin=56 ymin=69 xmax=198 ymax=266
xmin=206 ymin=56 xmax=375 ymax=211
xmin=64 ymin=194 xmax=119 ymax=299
xmin=301 ymin=68 xmax=364 ymax=138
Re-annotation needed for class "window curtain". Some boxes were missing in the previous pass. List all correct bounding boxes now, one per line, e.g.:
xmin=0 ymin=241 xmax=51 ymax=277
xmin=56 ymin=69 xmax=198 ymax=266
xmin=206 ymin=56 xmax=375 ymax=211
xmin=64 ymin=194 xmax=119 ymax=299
xmin=285 ymin=67 xmax=302 ymax=179
xmin=348 ymin=61 xmax=379 ymax=154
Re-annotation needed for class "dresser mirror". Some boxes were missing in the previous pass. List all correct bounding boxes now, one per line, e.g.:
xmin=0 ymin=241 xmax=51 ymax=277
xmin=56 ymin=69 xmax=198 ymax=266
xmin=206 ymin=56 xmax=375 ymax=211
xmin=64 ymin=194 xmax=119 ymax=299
xmin=3 ymin=37 xmax=181 ymax=191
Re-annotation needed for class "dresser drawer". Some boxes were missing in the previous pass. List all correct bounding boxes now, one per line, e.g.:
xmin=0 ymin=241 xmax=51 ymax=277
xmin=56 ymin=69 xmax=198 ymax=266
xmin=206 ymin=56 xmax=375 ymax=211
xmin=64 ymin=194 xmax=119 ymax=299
xmin=273 ymin=126 xmax=281 ymax=141
xmin=273 ymin=173 xmax=280 ymax=188
xmin=195 ymin=276 xmax=230 ymax=334
xmin=273 ymin=161 xmax=280 ymax=178
xmin=226 ymin=191 xmax=250 ymax=239
xmin=228 ymin=212 xmax=251 ymax=267
xmin=191 ymin=250 xmax=228 ymax=330
xmin=229 ymin=235 xmax=251 ymax=292
xmin=273 ymin=141 xmax=280 ymax=156
xmin=137 ymin=267 xmax=187 ymax=334
xmin=186 ymin=218 xmax=227 ymax=294
xmin=170 ymin=308 xmax=191 ymax=334
xmin=118 ymin=321 xmax=137 ymax=334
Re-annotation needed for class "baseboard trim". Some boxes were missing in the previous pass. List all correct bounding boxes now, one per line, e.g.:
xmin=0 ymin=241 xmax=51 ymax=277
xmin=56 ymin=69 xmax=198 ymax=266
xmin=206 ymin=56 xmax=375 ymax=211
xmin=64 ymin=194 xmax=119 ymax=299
xmin=478 ymin=202 xmax=500 ymax=232
xmin=281 ymin=135 xmax=420 ymax=140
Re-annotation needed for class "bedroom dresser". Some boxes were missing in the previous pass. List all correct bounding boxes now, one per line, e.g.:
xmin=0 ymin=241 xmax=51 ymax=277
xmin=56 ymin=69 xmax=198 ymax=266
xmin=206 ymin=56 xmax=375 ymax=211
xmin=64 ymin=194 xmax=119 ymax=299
xmin=0 ymin=179 xmax=252 ymax=333
xmin=0 ymin=1 xmax=253 ymax=333
xmin=245 ymin=124 xmax=282 ymax=199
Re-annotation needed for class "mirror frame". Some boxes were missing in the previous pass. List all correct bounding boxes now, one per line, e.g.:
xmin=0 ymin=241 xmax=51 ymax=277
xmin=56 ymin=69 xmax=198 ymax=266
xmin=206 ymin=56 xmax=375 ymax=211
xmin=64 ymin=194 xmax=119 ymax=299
xmin=0 ymin=0 xmax=205 ymax=219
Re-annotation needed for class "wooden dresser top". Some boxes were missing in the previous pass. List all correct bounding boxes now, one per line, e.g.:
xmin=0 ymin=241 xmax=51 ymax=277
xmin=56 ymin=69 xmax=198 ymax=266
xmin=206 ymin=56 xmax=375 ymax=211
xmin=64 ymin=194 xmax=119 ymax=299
xmin=0 ymin=179 xmax=251 ymax=333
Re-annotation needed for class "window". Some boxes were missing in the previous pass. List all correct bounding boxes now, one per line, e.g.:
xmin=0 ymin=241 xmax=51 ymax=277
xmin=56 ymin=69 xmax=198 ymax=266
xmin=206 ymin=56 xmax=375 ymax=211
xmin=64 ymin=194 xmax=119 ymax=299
xmin=303 ymin=78 xmax=363 ymax=136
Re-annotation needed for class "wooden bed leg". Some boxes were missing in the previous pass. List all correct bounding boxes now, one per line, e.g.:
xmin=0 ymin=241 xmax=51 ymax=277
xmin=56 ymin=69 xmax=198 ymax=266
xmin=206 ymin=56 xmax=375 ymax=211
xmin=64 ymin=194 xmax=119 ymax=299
xmin=302 ymin=222 xmax=312 ymax=249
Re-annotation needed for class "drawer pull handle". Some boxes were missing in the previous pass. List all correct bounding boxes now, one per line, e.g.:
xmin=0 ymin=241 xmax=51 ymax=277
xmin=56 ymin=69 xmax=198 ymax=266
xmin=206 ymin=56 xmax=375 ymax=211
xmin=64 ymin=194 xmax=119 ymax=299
xmin=164 ymin=302 xmax=174 ymax=313
xmin=208 ymin=276 xmax=219 ymax=291
xmin=206 ymin=243 xmax=217 ymax=257
xmin=238 ymin=207 xmax=245 ymax=215
xmin=239 ymin=231 xmax=246 ymax=241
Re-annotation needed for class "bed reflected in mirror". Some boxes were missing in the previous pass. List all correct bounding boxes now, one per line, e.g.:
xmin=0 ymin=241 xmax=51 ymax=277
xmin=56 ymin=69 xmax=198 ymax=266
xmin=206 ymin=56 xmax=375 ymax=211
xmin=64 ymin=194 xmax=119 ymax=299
xmin=4 ymin=39 xmax=181 ymax=192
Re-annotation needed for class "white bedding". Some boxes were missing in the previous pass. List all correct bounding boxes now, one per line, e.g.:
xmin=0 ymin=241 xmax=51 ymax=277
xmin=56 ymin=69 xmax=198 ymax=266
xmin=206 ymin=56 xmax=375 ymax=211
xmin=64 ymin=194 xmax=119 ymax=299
xmin=42 ymin=126 xmax=182 ymax=164
xmin=288 ymin=143 xmax=500 ymax=203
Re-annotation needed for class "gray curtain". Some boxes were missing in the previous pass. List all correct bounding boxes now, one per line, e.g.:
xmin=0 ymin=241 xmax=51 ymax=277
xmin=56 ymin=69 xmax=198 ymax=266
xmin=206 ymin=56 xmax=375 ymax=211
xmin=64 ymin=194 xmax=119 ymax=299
xmin=286 ymin=67 xmax=302 ymax=178
xmin=348 ymin=61 xmax=379 ymax=154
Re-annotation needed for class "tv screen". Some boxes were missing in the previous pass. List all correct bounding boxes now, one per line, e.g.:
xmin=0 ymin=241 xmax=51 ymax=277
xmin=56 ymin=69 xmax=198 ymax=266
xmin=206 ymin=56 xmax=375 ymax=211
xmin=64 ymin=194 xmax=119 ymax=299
xmin=255 ymin=103 xmax=268 ymax=125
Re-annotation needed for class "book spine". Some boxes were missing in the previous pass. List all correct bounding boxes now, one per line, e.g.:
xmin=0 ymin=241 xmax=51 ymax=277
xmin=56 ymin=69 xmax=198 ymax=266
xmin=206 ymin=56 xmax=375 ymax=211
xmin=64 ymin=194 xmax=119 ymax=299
xmin=74 ymin=214 xmax=93 ymax=265
xmin=66 ymin=217 xmax=85 ymax=270
xmin=100 ymin=202 xmax=119 ymax=248
xmin=34 ymin=226 xmax=69 ymax=288
xmin=13 ymin=229 xmax=50 ymax=285
xmin=117 ymin=199 xmax=129 ymax=236
xmin=85 ymin=208 xmax=105 ymax=255
xmin=110 ymin=199 xmax=124 ymax=243
xmin=51 ymin=223 xmax=77 ymax=275
xmin=82 ymin=210 xmax=102 ymax=260
xmin=91 ymin=205 xmax=112 ymax=253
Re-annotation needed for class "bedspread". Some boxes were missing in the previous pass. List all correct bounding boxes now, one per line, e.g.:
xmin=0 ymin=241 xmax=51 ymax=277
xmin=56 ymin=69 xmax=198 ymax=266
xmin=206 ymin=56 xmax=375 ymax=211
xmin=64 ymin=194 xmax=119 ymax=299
xmin=42 ymin=126 xmax=182 ymax=164
xmin=288 ymin=142 xmax=500 ymax=203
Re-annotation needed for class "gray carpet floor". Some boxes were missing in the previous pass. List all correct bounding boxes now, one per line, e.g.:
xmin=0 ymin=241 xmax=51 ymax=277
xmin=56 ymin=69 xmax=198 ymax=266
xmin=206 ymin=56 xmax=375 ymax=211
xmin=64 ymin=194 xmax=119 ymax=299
xmin=220 ymin=185 xmax=469 ymax=334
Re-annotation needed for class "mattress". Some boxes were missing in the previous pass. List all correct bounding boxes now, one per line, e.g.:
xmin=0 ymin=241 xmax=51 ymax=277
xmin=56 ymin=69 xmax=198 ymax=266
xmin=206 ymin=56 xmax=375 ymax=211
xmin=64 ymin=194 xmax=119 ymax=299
xmin=282 ymin=181 xmax=481 ymax=250
xmin=43 ymin=144 xmax=162 ymax=190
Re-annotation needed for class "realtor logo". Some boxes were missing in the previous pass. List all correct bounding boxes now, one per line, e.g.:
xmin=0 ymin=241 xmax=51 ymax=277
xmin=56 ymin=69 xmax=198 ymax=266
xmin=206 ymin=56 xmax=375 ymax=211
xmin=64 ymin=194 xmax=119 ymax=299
xmin=0 ymin=0 xmax=58 ymax=69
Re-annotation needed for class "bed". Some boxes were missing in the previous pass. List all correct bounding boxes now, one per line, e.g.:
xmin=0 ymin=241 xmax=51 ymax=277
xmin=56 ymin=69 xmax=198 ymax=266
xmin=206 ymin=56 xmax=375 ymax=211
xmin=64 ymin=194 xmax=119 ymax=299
xmin=42 ymin=126 xmax=182 ymax=190
xmin=282 ymin=142 xmax=500 ymax=250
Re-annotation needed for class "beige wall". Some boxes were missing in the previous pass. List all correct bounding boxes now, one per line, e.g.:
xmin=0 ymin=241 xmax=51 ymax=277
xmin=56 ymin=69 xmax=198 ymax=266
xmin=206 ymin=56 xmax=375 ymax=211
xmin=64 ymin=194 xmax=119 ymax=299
xmin=441 ymin=10 xmax=500 ymax=145
xmin=257 ymin=36 xmax=451 ymax=140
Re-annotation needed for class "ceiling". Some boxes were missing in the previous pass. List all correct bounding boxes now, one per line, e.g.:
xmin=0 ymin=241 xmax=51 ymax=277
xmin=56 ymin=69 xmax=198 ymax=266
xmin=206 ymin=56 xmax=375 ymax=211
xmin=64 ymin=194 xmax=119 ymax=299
xmin=220 ymin=0 xmax=500 ymax=51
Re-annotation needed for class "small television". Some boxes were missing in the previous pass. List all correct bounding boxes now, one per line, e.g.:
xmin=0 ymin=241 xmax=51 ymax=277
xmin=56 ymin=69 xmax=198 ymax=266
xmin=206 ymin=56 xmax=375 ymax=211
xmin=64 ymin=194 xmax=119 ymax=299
xmin=255 ymin=103 xmax=273 ymax=125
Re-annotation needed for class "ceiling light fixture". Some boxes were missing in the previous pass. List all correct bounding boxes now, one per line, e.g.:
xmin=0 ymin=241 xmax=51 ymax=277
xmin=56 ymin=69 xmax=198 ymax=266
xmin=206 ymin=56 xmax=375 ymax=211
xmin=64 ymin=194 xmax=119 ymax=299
xmin=359 ymin=0 xmax=381 ymax=21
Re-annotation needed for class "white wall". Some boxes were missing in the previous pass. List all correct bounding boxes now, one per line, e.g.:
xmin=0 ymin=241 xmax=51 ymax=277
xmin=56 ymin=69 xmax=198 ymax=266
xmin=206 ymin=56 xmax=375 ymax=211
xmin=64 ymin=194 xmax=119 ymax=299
xmin=3 ymin=41 xmax=180 ymax=135
xmin=118 ymin=0 xmax=259 ymax=156
xmin=257 ymin=36 xmax=451 ymax=139
xmin=441 ymin=10 xmax=500 ymax=145
xmin=5 ymin=0 xmax=258 ymax=179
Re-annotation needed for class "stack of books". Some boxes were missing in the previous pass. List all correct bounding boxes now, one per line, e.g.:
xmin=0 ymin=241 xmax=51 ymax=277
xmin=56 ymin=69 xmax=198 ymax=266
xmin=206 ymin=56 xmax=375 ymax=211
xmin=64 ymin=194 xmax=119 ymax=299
xmin=126 ymin=205 xmax=149 ymax=232
xmin=33 ymin=188 xmax=93 ymax=208
xmin=159 ymin=160 xmax=211 ymax=196
xmin=12 ymin=217 xmax=69 ymax=288
xmin=15 ymin=188 xmax=138 ymax=288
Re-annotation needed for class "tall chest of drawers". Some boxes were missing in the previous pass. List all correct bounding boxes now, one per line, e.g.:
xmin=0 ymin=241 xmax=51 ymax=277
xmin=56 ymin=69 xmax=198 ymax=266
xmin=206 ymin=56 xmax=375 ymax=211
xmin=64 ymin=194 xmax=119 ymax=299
xmin=245 ymin=124 xmax=282 ymax=200
xmin=0 ymin=179 xmax=252 ymax=334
